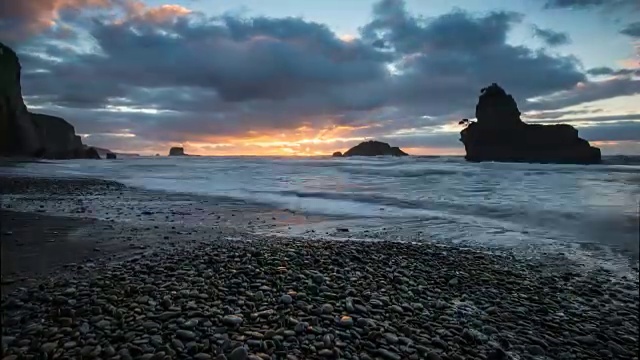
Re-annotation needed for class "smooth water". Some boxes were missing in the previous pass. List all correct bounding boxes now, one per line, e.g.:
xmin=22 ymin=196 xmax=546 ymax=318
xmin=3 ymin=155 xmax=639 ymax=270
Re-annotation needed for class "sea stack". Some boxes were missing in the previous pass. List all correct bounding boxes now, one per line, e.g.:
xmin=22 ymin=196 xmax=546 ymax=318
xmin=0 ymin=42 xmax=100 ymax=159
xmin=339 ymin=141 xmax=408 ymax=157
xmin=169 ymin=147 xmax=186 ymax=156
xmin=459 ymin=83 xmax=601 ymax=164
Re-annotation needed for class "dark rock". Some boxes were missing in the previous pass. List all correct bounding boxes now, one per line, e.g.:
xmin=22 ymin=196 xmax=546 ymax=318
xmin=30 ymin=113 xmax=86 ymax=159
xmin=0 ymin=42 xmax=41 ymax=157
xmin=1 ymin=42 xmax=99 ymax=160
xmin=332 ymin=151 xmax=343 ymax=157
xmin=169 ymin=147 xmax=186 ymax=156
xmin=106 ymin=153 xmax=117 ymax=159
xmin=460 ymin=83 xmax=601 ymax=164
xmin=83 ymin=146 xmax=101 ymax=159
xmin=341 ymin=140 xmax=408 ymax=157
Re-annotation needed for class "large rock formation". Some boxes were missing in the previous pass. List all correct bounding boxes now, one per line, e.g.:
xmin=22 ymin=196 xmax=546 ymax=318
xmin=169 ymin=147 xmax=186 ymax=156
xmin=0 ymin=42 xmax=99 ymax=159
xmin=460 ymin=83 xmax=601 ymax=164
xmin=340 ymin=141 xmax=408 ymax=157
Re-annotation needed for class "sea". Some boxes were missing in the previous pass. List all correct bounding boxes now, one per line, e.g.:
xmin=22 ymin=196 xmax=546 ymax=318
xmin=3 ymin=155 xmax=639 ymax=273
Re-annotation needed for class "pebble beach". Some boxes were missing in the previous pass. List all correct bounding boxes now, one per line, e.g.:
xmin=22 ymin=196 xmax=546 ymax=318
xmin=1 ymin=176 xmax=639 ymax=360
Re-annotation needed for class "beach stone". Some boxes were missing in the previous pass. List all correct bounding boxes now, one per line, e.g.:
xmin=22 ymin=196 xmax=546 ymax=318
xmin=176 ymin=330 xmax=196 ymax=341
xmin=171 ymin=339 xmax=185 ymax=350
xmin=183 ymin=319 xmax=198 ymax=329
xmin=228 ymin=346 xmax=248 ymax=360
xmin=527 ymin=345 xmax=545 ymax=356
xmin=143 ymin=321 xmax=161 ymax=330
xmin=339 ymin=316 xmax=354 ymax=327
xmin=389 ymin=305 xmax=403 ymax=314
xmin=575 ymin=335 xmax=597 ymax=346
xmin=486 ymin=347 xmax=508 ymax=360
xmin=378 ymin=348 xmax=401 ymax=360
xmin=318 ymin=349 xmax=333 ymax=357
xmin=281 ymin=294 xmax=293 ymax=305
xmin=426 ymin=352 xmax=442 ymax=360
xmin=383 ymin=333 xmax=399 ymax=344
xmin=194 ymin=354 xmax=212 ymax=360
xmin=321 ymin=304 xmax=334 ymax=314
xmin=222 ymin=315 xmax=243 ymax=327
xmin=312 ymin=274 xmax=325 ymax=284
xmin=41 ymin=342 xmax=57 ymax=353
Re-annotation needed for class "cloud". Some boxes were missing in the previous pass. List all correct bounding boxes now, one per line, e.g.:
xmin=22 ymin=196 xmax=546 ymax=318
xmin=578 ymin=121 xmax=640 ymax=142
xmin=586 ymin=66 xmax=640 ymax=76
xmin=542 ymin=0 xmax=639 ymax=11
xmin=527 ymin=77 xmax=640 ymax=111
xmin=6 ymin=0 xmax=640 ymax=154
xmin=532 ymin=25 xmax=571 ymax=46
xmin=620 ymin=22 xmax=640 ymax=38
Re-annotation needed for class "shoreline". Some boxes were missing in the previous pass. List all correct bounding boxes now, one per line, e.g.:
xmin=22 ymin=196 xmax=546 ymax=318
xmin=1 ymin=175 xmax=639 ymax=359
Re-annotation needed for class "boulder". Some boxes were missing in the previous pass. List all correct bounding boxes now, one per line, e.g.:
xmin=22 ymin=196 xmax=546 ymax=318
xmin=169 ymin=147 xmax=186 ymax=156
xmin=332 ymin=151 xmax=343 ymax=157
xmin=106 ymin=153 xmax=117 ymax=159
xmin=1 ymin=42 xmax=98 ymax=159
xmin=460 ymin=83 xmax=601 ymax=164
xmin=342 ymin=141 xmax=408 ymax=157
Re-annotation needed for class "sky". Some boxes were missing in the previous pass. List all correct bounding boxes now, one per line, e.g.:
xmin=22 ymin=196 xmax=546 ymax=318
xmin=1 ymin=0 xmax=639 ymax=156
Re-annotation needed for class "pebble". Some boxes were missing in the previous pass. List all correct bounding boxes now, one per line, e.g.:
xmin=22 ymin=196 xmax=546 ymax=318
xmin=176 ymin=330 xmax=196 ymax=340
xmin=0 ymin=223 xmax=636 ymax=360
xmin=378 ymin=348 xmax=401 ymax=360
xmin=222 ymin=315 xmax=243 ymax=327
xmin=228 ymin=346 xmax=248 ymax=360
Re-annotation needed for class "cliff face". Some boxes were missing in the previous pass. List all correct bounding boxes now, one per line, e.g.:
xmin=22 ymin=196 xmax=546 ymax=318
xmin=0 ymin=42 xmax=97 ymax=159
xmin=0 ymin=43 xmax=41 ymax=156
xmin=460 ymin=83 xmax=601 ymax=164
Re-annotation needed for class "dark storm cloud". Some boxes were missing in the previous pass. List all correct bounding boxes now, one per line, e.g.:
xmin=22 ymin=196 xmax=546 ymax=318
xmin=578 ymin=121 xmax=640 ymax=142
xmin=532 ymin=25 xmax=571 ymax=46
xmin=9 ymin=0 xmax=640 ymax=152
xmin=360 ymin=0 xmax=586 ymax=117
xmin=526 ymin=77 xmax=640 ymax=111
xmin=542 ymin=0 xmax=639 ymax=10
xmin=528 ymin=113 xmax=640 ymax=124
xmin=620 ymin=22 xmax=640 ymax=38
xmin=586 ymin=67 xmax=640 ymax=76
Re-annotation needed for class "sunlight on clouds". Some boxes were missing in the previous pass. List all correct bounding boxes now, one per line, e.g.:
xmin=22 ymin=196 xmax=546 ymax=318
xmin=104 ymin=105 xmax=168 ymax=114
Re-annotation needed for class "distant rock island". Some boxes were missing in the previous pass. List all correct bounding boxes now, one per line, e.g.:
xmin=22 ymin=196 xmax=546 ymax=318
xmin=334 ymin=140 xmax=408 ymax=157
xmin=0 ymin=42 xmax=101 ymax=159
xmin=169 ymin=147 xmax=186 ymax=156
xmin=459 ymin=83 xmax=601 ymax=164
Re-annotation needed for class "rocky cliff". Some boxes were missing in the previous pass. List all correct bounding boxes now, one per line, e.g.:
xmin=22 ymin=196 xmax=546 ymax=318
xmin=339 ymin=140 xmax=408 ymax=157
xmin=0 ymin=42 xmax=98 ymax=159
xmin=460 ymin=83 xmax=601 ymax=164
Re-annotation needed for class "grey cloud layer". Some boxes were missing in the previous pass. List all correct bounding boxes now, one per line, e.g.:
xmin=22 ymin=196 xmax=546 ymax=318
xmin=9 ymin=0 xmax=640 ymax=151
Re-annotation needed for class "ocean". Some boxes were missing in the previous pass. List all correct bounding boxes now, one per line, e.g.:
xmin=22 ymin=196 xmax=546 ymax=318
xmin=3 ymin=155 xmax=639 ymax=272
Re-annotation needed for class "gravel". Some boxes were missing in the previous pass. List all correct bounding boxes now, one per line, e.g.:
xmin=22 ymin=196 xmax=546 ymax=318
xmin=2 ymin=237 xmax=638 ymax=360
